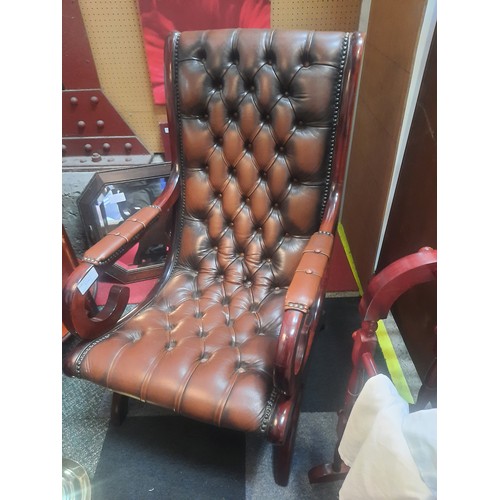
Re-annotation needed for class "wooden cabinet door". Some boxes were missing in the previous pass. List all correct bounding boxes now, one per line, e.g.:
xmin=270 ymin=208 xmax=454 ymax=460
xmin=377 ymin=29 xmax=437 ymax=379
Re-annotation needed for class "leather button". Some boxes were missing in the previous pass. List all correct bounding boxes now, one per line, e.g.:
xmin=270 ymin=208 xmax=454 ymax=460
xmin=244 ymin=280 xmax=252 ymax=288
xmin=233 ymin=112 xmax=238 ymax=119
xmin=283 ymin=90 xmax=289 ymax=97
xmin=314 ymin=248 xmax=321 ymax=253
xmin=273 ymin=203 xmax=279 ymax=208
xmin=305 ymin=269 xmax=313 ymax=274
xmin=217 ymin=193 xmax=222 ymax=198
xmin=166 ymin=341 xmax=177 ymax=351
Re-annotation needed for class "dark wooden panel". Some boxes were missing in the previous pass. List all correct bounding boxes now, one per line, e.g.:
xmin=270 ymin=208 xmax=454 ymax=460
xmin=377 ymin=29 xmax=437 ymax=380
xmin=341 ymin=0 xmax=427 ymax=290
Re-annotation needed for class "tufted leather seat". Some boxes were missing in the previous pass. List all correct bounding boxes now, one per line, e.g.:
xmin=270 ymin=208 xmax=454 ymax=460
xmin=63 ymin=28 xmax=365 ymax=485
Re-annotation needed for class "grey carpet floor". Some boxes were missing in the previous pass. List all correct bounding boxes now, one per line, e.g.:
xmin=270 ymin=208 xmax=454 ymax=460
xmin=62 ymin=373 xmax=343 ymax=499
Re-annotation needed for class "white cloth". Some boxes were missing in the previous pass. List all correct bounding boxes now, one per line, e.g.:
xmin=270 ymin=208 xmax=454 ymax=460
xmin=338 ymin=374 xmax=436 ymax=500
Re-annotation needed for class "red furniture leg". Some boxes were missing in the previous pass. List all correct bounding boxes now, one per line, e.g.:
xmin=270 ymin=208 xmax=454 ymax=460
xmin=309 ymin=247 xmax=437 ymax=484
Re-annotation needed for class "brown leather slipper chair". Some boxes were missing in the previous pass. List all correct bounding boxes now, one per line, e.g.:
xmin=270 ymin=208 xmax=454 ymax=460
xmin=63 ymin=28 xmax=364 ymax=486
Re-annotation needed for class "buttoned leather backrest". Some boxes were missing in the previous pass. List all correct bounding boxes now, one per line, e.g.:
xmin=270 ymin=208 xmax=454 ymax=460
xmin=169 ymin=29 xmax=349 ymax=297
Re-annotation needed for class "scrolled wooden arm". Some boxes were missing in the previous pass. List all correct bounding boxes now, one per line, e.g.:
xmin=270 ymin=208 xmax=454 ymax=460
xmin=62 ymin=262 xmax=131 ymax=340
xmin=360 ymin=246 xmax=437 ymax=321
xmin=274 ymin=231 xmax=335 ymax=396
xmin=62 ymin=167 xmax=180 ymax=341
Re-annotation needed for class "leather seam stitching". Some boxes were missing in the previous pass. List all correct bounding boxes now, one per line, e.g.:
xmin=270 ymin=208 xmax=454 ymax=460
xmin=321 ymin=32 xmax=350 ymax=219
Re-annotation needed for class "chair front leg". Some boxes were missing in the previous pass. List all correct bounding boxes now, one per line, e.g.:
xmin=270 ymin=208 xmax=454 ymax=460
xmin=308 ymin=319 xmax=378 ymax=484
xmin=269 ymin=303 xmax=323 ymax=486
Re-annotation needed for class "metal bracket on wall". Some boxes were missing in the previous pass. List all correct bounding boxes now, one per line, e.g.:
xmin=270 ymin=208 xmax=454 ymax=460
xmin=62 ymin=89 xmax=153 ymax=170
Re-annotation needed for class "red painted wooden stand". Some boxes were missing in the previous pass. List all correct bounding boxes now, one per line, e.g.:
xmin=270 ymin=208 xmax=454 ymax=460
xmin=308 ymin=246 xmax=437 ymax=483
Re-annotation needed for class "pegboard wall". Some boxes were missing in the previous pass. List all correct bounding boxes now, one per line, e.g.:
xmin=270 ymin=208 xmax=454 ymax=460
xmin=77 ymin=0 xmax=362 ymax=154
xmin=272 ymin=0 xmax=362 ymax=31
xmin=78 ymin=0 xmax=165 ymax=153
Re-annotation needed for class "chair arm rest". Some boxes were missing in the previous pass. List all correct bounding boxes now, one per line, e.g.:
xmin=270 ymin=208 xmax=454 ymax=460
xmin=274 ymin=231 xmax=334 ymax=396
xmin=284 ymin=231 xmax=334 ymax=313
xmin=63 ymin=169 xmax=181 ymax=341
xmin=83 ymin=166 xmax=180 ymax=267
xmin=62 ymin=261 xmax=130 ymax=341
xmin=82 ymin=205 xmax=162 ymax=266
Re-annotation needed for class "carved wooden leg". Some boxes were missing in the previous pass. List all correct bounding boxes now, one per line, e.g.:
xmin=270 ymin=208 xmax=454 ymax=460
xmin=308 ymin=461 xmax=349 ymax=483
xmin=273 ymin=428 xmax=297 ymax=486
xmin=309 ymin=321 xmax=378 ymax=484
xmin=308 ymin=410 xmax=350 ymax=483
xmin=110 ymin=392 xmax=129 ymax=426
xmin=270 ymin=390 xmax=303 ymax=486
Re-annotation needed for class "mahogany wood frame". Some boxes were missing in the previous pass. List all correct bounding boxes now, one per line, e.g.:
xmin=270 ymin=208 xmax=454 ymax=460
xmin=62 ymin=226 xmax=79 ymax=341
xmin=308 ymin=246 xmax=437 ymax=484
xmin=62 ymin=31 xmax=365 ymax=486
